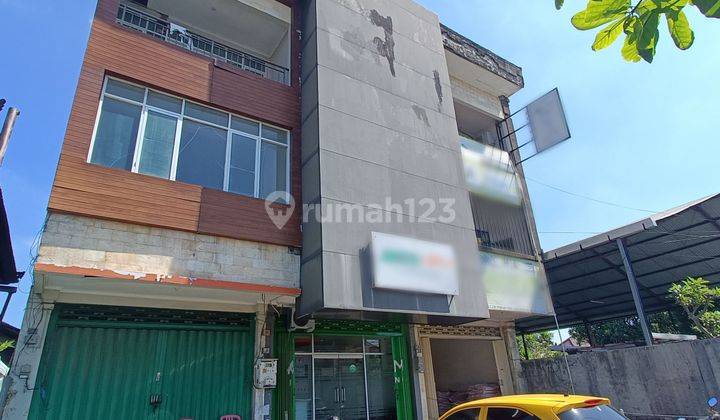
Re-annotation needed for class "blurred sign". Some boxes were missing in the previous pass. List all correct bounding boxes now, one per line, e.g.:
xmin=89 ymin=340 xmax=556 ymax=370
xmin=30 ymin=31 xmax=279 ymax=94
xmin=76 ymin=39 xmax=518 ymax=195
xmin=526 ymin=88 xmax=571 ymax=153
xmin=481 ymin=251 xmax=552 ymax=314
xmin=371 ymin=232 xmax=458 ymax=295
xmin=460 ymin=138 xmax=522 ymax=206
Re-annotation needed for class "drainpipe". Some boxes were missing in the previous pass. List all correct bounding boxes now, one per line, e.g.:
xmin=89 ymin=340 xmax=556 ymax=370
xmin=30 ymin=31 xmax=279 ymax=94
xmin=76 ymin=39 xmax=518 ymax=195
xmin=0 ymin=107 xmax=20 ymax=167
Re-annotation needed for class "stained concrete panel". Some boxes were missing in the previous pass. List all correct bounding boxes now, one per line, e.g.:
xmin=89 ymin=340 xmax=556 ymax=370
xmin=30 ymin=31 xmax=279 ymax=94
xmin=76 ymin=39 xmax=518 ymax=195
xmin=318 ymin=150 xmax=474 ymax=229
xmin=299 ymin=0 xmax=488 ymax=319
xmin=326 ymin=0 xmax=445 ymax=55
xmin=317 ymin=106 xmax=463 ymax=186
xmin=315 ymin=31 xmax=454 ymax=117
xmin=316 ymin=66 xmax=460 ymax=150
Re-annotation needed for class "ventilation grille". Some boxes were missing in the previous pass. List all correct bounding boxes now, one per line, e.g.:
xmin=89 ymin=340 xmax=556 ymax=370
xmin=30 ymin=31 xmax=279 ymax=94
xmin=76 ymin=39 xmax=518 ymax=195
xmin=56 ymin=304 xmax=253 ymax=327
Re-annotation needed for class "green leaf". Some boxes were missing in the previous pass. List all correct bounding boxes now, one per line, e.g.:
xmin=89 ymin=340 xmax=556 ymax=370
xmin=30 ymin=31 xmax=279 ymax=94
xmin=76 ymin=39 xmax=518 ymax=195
xmin=667 ymin=10 xmax=695 ymax=49
xmin=692 ymin=0 xmax=720 ymax=17
xmin=636 ymin=10 xmax=661 ymax=62
xmin=592 ymin=19 xmax=626 ymax=50
xmin=621 ymin=17 xmax=643 ymax=61
xmin=556 ymin=0 xmax=565 ymax=10
xmin=621 ymin=33 xmax=643 ymax=61
xmin=572 ymin=0 xmax=632 ymax=30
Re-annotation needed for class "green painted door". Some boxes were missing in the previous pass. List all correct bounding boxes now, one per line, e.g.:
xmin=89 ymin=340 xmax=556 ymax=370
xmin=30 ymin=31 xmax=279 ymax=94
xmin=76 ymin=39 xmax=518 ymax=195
xmin=29 ymin=305 xmax=254 ymax=420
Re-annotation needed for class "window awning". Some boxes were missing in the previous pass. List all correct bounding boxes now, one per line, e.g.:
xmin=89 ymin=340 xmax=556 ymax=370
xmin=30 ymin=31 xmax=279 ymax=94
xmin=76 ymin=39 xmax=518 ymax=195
xmin=516 ymin=193 xmax=720 ymax=333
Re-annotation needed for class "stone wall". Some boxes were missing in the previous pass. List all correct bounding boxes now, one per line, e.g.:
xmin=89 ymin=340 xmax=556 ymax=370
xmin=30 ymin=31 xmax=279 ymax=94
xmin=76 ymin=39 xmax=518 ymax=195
xmin=518 ymin=339 xmax=720 ymax=418
xmin=38 ymin=213 xmax=300 ymax=288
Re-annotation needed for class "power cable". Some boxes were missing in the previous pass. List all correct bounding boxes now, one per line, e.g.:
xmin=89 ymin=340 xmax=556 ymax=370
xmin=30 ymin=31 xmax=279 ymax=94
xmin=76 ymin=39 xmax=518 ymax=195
xmin=526 ymin=177 xmax=659 ymax=213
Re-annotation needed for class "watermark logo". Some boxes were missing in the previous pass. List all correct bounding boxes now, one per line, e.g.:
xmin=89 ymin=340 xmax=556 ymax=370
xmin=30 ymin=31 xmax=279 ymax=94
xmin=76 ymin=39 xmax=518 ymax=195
xmin=265 ymin=192 xmax=456 ymax=229
xmin=264 ymin=191 xmax=295 ymax=230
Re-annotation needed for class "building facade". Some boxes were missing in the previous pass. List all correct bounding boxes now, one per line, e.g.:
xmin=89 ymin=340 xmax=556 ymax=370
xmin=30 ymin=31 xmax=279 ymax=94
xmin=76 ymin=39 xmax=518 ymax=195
xmin=1 ymin=0 xmax=553 ymax=419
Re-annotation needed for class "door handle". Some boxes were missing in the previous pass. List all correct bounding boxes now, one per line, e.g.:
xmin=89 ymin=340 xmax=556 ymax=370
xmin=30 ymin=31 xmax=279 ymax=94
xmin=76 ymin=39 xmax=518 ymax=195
xmin=341 ymin=387 xmax=345 ymax=402
xmin=334 ymin=387 xmax=339 ymax=403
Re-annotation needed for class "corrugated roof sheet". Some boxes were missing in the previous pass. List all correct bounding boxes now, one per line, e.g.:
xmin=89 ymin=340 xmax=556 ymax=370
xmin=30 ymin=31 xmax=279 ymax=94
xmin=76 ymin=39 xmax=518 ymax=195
xmin=517 ymin=193 xmax=720 ymax=332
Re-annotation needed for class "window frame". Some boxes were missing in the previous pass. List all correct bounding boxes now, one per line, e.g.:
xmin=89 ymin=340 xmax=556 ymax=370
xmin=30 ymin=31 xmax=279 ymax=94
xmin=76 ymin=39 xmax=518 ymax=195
xmin=87 ymin=77 xmax=291 ymax=199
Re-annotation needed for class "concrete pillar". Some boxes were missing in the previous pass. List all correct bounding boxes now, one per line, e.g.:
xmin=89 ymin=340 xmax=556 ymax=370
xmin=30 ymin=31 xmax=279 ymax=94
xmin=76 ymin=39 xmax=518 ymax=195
xmin=253 ymin=303 xmax=268 ymax=420
xmin=408 ymin=325 xmax=429 ymax=420
xmin=501 ymin=325 xmax=526 ymax=393
xmin=0 ymin=291 xmax=54 ymax=420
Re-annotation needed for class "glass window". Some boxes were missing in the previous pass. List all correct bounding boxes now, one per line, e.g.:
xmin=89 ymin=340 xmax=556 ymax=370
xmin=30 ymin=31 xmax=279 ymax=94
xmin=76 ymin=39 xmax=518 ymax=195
xmin=558 ymin=406 xmax=628 ymax=420
xmin=90 ymin=97 xmax=142 ymax=170
xmin=147 ymin=91 xmax=182 ymax=113
xmin=365 ymin=338 xmax=392 ymax=354
xmin=313 ymin=336 xmax=363 ymax=353
xmin=138 ymin=110 xmax=177 ymax=178
xmin=446 ymin=408 xmax=480 ymax=420
xmin=231 ymin=116 xmax=260 ymax=136
xmin=105 ymin=79 xmax=145 ymax=102
xmin=185 ymin=102 xmax=228 ymax=127
xmin=366 ymin=354 xmax=397 ymax=420
xmin=228 ymin=134 xmax=256 ymax=196
xmin=176 ymin=120 xmax=227 ymax=190
xmin=487 ymin=407 xmax=540 ymax=420
xmin=294 ymin=355 xmax=313 ymax=420
xmin=262 ymin=125 xmax=288 ymax=144
xmin=90 ymin=79 xmax=290 ymax=198
xmin=259 ymin=141 xmax=287 ymax=199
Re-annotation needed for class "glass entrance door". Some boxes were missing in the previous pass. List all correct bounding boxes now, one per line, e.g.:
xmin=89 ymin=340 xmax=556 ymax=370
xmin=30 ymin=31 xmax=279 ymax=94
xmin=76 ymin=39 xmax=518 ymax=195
xmin=338 ymin=357 xmax=367 ymax=419
xmin=313 ymin=356 xmax=367 ymax=420
xmin=293 ymin=334 xmax=402 ymax=420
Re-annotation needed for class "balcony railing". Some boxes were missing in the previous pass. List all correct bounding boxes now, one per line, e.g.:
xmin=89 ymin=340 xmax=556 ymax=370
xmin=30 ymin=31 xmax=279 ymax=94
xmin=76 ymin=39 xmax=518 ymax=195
xmin=117 ymin=3 xmax=290 ymax=85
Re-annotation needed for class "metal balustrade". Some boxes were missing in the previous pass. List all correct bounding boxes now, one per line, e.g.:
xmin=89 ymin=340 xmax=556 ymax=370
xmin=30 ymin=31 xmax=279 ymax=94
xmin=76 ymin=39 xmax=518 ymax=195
xmin=117 ymin=3 xmax=290 ymax=85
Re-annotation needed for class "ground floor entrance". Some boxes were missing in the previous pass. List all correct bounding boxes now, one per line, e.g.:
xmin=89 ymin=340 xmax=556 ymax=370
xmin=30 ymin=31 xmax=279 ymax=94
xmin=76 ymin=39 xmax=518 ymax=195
xmin=413 ymin=324 xmax=514 ymax=419
xmin=28 ymin=304 xmax=255 ymax=420
xmin=273 ymin=321 xmax=414 ymax=420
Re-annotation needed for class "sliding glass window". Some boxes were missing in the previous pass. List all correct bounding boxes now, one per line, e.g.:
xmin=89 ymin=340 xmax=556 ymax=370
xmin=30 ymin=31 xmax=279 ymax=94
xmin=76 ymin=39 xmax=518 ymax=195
xmin=88 ymin=77 xmax=290 ymax=199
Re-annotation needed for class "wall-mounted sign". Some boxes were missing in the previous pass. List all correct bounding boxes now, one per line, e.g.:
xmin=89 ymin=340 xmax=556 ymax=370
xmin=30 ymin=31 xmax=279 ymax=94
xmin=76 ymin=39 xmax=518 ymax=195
xmin=481 ymin=251 xmax=552 ymax=315
xmin=371 ymin=232 xmax=459 ymax=295
xmin=460 ymin=138 xmax=522 ymax=206
xmin=526 ymin=88 xmax=571 ymax=153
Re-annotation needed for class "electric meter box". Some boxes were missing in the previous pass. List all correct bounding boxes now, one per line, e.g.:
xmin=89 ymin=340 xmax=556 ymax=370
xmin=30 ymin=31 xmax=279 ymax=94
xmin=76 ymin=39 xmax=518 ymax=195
xmin=254 ymin=359 xmax=278 ymax=388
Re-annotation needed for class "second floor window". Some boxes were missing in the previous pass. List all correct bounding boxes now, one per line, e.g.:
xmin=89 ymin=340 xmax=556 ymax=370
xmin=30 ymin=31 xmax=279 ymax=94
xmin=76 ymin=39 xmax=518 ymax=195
xmin=89 ymin=78 xmax=290 ymax=198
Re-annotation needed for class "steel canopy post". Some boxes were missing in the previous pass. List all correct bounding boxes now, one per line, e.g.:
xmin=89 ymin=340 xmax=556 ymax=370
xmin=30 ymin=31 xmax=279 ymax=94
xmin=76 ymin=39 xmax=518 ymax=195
xmin=616 ymin=238 xmax=653 ymax=346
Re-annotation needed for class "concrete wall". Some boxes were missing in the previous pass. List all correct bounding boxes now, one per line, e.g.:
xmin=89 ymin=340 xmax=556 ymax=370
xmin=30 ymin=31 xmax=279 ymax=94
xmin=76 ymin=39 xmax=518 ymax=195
xmin=299 ymin=0 xmax=487 ymax=318
xmin=450 ymin=77 xmax=504 ymax=120
xmin=39 ymin=213 xmax=299 ymax=288
xmin=518 ymin=339 xmax=720 ymax=418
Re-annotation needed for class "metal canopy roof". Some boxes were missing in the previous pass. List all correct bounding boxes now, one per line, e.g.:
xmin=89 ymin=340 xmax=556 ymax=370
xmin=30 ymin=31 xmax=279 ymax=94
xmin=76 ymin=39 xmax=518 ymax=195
xmin=516 ymin=193 xmax=720 ymax=333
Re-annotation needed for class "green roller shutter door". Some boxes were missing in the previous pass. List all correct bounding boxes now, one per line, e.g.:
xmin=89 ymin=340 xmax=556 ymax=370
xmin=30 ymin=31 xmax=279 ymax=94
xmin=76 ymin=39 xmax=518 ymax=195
xmin=29 ymin=305 xmax=254 ymax=420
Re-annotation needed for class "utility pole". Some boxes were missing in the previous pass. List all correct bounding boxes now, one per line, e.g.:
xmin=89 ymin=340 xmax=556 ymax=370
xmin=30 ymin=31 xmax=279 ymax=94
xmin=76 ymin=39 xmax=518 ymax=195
xmin=0 ymin=100 xmax=20 ymax=167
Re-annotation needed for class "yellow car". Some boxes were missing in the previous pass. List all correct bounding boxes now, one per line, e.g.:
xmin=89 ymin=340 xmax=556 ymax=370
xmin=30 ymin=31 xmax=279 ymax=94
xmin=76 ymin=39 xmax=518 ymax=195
xmin=439 ymin=394 xmax=628 ymax=420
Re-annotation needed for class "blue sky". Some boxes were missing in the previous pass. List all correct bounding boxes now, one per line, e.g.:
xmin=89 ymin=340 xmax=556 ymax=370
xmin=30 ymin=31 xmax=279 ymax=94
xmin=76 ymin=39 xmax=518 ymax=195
xmin=0 ymin=0 xmax=718 ymax=328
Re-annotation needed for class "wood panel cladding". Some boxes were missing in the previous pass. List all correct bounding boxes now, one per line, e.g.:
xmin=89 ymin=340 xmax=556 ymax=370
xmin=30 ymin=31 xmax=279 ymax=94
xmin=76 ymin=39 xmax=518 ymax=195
xmin=49 ymin=0 xmax=301 ymax=247
xmin=198 ymin=189 xmax=301 ymax=247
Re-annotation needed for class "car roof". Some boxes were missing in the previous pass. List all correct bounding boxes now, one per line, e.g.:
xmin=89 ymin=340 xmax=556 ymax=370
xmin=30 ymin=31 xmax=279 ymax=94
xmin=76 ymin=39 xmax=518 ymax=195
xmin=449 ymin=394 xmax=611 ymax=411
